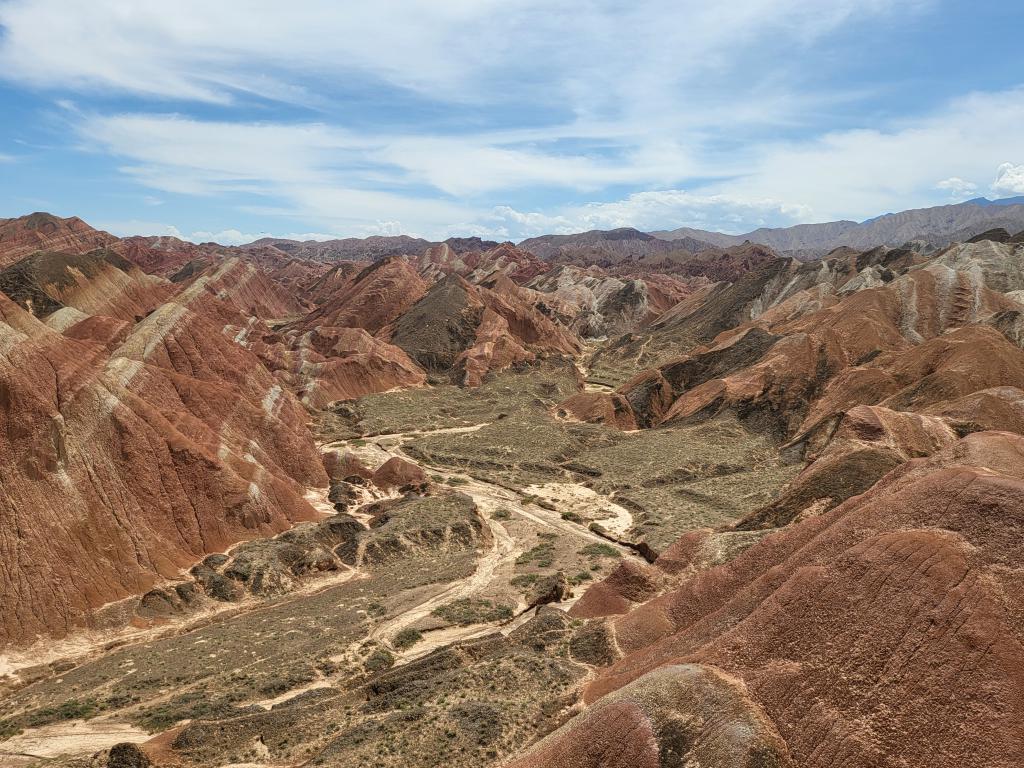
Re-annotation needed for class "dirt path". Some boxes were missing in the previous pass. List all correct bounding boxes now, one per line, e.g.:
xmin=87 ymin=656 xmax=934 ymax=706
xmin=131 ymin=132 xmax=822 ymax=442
xmin=367 ymin=513 xmax=519 ymax=647
xmin=458 ymin=476 xmax=636 ymax=555
xmin=0 ymin=719 xmax=148 ymax=764
xmin=522 ymin=482 xmax=633 ymax=536
xmin=329 ymin=425 xmax=637 ymax=558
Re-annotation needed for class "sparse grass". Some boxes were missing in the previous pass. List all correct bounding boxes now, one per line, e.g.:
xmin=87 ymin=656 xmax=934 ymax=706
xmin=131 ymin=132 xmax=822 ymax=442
xmin=347 ymin=364 xmax=581 ymax=436
xmin=136 ymin=692 xmax=240 ymax=732
xmin=510 ymin=574 xmax=540 ymax=589
xmin=516 ymin=541 xmax=556 ymax=568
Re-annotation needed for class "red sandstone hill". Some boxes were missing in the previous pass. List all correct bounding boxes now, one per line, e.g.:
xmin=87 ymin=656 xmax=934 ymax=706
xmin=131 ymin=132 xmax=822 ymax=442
xmin=246 ymin=324 xmax=427 ymax=408
xmin=571 ymin=242 xmax=1024 ymax=432
xmin=0 ymin=212 xmax=119 ymax=267
xmin=171 ymin=256 xmax=311 ymax=320
xmin=112 ymin=234 xmax=220 ymax=277
xmin=0 ymin=248 xmax=174 ymax=321
xmin=390 ymin=272 xmax=581 ymax=385
xmin=417 ymin=243 xmax=702 ymax=338
xmin=512 ymin=430 xmax=1024 ymax=768
xmin=0 ymin=287 xmax=326 ymax=643
xmin=415 ymin=242 xmax=551 ymax=283
xmin=291 ymin=256 xmax=429 ymax=335
xmin=524 ymin=264 xmax=702 ymax=338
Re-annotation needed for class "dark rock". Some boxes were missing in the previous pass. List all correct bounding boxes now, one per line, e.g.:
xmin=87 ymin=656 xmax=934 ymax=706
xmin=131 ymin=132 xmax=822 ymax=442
xmin=528 ymin=572 xmax=572 ymax=608
xmin=107 ymin=742 xmax=151 ymax=768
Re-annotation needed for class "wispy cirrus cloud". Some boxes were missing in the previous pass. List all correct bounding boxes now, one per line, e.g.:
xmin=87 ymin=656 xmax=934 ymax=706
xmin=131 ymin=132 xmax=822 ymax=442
xmin=0 ymin=0 xmax=922 ymax=108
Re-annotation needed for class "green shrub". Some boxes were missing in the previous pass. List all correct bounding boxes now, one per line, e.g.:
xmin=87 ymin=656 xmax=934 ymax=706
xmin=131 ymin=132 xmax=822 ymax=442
xmin=364 ymin=648 xmax=395 ymax=673
xmin=393 ymin=628 xmax=423 ymax=650
xmin=431 ymin=598 xmax=514 ymax=626
xmin=578 ymin=543 xmax=620 ymax=559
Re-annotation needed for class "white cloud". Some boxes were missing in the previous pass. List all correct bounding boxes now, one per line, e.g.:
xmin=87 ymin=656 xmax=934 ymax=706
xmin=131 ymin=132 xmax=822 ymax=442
xmin=703 ymin=88 xmax=1024 ymax=223
xmin=992 ymin=163 xmax=1024 ymax=197
xmin=456 ymin=191 xmax=811 ymax=240
xmin=77 ymin=87 xmax=1024 ymax=241
xmin=0 ymin=153 xmax=14 ymax=163
xmin=98 ymin=219 xmax=342 ymax=246
xmin=935 ymin=177 xmax=978 ymax=200
xmin=77 ymin=113 xmax=701 ymax=200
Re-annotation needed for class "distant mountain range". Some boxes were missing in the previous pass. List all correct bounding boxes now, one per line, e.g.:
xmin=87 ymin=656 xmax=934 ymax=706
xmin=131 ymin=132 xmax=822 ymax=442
xmin=247 ymin=235 xmax=500 ymax=263
xmin=650 ymin=197 xmax=1024 ymax=258
xmin=239 ymin=197 xmax=1024 ymax=266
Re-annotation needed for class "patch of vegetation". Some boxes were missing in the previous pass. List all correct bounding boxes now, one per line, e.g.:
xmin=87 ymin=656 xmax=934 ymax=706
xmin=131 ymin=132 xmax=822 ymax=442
xmin=451 ymin=700 xmax=503 ymax=745
xmin=578 ymin=543 xmax=621 ymax=559
xmin=23 ymin=698 xmax=99 ymax=728
xmin=431 ymin=598 xmax=515 ymax=626
xmin=393 ymin=628 xmax=423 ymax=650
xmin=365 ymin=647 xmax=395 ymax=673
xmin=560 ymin=510 xmax=583 ymax=523
xmin=516 ymin=541 xmax=556 ymax=568
xmin=491 ymin=506 xmax=512 ymax=520
xmin=339 ymin=363 xmax=581 ymax=437
xmin=135 ymin=692 xmax=241 ymax=732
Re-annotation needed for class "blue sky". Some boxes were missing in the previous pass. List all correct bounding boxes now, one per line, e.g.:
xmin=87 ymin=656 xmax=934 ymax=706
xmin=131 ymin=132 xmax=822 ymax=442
xmin=1 ymin=0 xmax=1023 ymax=244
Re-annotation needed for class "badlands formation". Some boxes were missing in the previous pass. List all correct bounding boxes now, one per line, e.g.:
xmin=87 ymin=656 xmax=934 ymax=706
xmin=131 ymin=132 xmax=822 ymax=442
xmin=0 ymin=210 xmax=1022 ymax=767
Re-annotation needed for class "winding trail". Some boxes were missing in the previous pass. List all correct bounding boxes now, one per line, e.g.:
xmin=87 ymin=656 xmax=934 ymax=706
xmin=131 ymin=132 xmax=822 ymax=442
xmin=324 ymin=424 xmax=636 ymax=558
xmin=320 ymin=423 xmax=638 ymax=667
xmin=365 ymin=512 xmax=519 ymax=646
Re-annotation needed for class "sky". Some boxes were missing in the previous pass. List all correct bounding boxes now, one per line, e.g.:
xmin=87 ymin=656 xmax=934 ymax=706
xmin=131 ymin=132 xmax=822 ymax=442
xmin=1 ymin=1 xmax=1023 ymax=245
